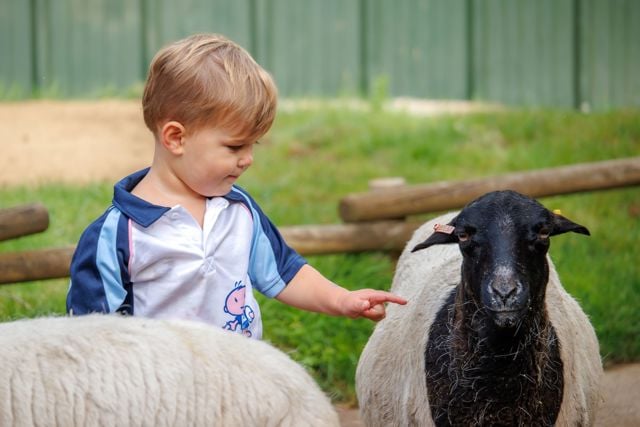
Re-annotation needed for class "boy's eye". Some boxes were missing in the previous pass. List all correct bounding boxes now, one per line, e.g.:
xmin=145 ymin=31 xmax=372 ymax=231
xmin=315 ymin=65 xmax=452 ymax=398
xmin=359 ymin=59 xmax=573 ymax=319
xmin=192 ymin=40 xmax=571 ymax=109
xmin=227 ymin=140 xmax=257 ymax=151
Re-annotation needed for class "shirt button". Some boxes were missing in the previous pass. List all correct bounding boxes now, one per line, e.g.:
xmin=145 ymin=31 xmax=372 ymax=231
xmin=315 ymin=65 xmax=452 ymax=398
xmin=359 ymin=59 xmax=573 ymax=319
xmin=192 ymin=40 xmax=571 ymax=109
xmin=204 ymin=256 xmax=216 ymax=274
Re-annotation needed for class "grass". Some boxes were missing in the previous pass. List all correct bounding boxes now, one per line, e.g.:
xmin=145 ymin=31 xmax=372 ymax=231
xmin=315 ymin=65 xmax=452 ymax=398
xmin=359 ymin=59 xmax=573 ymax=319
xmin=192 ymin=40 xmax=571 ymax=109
xmin=0 ymin=106 xmax=638 ymax=403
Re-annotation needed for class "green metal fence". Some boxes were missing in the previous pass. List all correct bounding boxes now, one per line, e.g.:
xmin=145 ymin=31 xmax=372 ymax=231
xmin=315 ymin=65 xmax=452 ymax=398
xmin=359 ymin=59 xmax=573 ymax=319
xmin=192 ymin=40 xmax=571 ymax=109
xmin=0 ymin=0 xmax=638 ymax=110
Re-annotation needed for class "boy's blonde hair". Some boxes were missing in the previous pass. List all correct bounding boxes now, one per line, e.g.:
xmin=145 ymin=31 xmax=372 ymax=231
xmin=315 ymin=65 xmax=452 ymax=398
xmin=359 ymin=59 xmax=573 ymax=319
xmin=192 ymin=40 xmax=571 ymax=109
xmin=142 ymin=33 xmax=277 ymax=141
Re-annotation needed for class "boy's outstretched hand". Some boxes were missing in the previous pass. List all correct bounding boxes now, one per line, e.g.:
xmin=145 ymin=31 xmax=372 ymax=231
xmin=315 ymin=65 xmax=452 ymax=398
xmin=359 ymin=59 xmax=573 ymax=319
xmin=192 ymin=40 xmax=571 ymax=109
xmin=337 ymin=289 xmax=408 ymax=321
xmin=278 ymin=264 xmax=407 ymax=322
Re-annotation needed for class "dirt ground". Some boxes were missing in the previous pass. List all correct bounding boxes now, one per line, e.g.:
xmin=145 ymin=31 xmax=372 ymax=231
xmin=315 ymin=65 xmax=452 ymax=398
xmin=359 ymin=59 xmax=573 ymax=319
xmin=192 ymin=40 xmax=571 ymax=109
xmin=1 ymin=101 xmax=638 ymax=426
xmin=0 ymin=100 xmax=154 ymax=187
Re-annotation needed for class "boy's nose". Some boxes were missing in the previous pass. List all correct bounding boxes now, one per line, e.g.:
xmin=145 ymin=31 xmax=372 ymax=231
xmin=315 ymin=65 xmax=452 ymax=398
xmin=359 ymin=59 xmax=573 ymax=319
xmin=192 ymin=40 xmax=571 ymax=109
xmin=238 ymin=153 xmax=253 ymax=168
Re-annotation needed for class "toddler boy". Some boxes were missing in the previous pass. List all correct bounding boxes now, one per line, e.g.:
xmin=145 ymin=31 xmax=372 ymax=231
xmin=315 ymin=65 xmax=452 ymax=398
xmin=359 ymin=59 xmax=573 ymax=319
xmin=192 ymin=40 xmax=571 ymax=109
xmin=67 ymin=33 xmax=406 ymax=339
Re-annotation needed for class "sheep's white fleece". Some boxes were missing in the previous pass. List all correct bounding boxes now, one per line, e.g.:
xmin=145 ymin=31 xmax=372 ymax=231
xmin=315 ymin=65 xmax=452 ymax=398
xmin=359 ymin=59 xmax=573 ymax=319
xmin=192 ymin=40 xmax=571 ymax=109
xmin=356 ymin=212 xmax=603 ymax=427
xmin=0 ymin=314 xmax=339 ymax=427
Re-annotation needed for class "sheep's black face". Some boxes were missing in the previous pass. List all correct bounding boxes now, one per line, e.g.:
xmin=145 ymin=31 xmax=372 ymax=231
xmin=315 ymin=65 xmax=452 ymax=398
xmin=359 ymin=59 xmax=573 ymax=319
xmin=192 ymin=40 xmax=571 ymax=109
xmin=458 ymin=208 xmax=551 ymax=329
xmin=412 ymin=190 xmax=590 ymax=330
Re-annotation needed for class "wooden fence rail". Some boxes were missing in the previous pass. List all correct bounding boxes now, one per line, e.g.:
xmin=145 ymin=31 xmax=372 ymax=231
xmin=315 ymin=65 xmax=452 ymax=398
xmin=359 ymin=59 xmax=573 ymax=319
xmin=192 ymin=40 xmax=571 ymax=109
xmin=0 ymin=203 xmax=49 ymax=241
xmin=0 ymin=221 xmax=421 ymax=285
xmin=339 ymin=157 xmax=640 ymax=222
xmin=0 ymin=246 xmax=76 ymax=285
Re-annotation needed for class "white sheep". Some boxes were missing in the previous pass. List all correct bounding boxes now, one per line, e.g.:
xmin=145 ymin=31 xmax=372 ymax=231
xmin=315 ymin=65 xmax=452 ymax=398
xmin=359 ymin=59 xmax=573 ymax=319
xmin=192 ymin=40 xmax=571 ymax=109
xmin=356 ymin=190 xmax=603 ymax=426
xmin=0 ymin=314 xmax=340 ymax=427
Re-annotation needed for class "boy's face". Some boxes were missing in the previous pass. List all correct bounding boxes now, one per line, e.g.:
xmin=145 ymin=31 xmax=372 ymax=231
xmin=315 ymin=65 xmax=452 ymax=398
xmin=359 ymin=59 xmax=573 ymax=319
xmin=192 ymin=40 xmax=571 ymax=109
xmin=176 ymin=125 xmax=255 ymax=197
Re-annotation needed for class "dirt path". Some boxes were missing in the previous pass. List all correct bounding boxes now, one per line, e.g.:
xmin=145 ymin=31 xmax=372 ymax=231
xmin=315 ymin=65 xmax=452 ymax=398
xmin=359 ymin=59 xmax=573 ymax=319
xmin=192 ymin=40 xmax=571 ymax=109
xmin=0 ymin=100 xmax=153 ymax=187
xmin=595 ymin=363 xmax=640 ymax=426
xmin=1 ymin=101 xmax=638 ymax=426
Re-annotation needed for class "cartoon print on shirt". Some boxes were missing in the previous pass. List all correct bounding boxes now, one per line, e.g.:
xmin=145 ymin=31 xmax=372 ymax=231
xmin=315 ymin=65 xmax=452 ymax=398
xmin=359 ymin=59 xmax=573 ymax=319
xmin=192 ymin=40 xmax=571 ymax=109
xmin=223 ymin=281 xmax=255 ymax=337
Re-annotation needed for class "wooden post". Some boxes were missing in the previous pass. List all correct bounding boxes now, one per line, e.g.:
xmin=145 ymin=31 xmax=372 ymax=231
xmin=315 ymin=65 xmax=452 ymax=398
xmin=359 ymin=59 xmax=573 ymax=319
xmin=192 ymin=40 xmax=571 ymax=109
xmin=0 ymin=203 xmax=49 ymax=241
xmin=367 ymin=177 xmax=408 ymax=262
xmin=339 ymin=157 xmax=640 ymax=222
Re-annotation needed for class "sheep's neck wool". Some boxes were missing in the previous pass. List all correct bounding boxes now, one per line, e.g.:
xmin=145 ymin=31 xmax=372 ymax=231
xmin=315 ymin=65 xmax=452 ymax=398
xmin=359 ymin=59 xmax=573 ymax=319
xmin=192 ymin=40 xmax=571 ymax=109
xmin=424 ymin=288 xmax=564 ymax=427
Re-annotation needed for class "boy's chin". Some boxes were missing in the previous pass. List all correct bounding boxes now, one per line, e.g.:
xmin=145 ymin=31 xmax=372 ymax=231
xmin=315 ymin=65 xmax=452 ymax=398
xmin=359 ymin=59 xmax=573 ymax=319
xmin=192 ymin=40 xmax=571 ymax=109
xmin=202 ymin=185 xmax=233 ymax=198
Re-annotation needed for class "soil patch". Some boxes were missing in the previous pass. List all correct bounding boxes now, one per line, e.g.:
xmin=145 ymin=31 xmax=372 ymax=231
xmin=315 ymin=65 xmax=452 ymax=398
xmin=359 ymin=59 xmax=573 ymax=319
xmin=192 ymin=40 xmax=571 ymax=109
xmin=0 ymin=100 xmax=153 ymax=187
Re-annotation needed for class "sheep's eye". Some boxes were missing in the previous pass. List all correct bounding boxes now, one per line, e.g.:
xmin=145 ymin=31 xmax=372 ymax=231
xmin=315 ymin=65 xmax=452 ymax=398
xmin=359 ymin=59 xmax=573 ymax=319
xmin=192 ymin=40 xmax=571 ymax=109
xmin=538 ymin=227 xmax=551 ymax=240
xmin=457 ymin=232 xmax=470 ymax=242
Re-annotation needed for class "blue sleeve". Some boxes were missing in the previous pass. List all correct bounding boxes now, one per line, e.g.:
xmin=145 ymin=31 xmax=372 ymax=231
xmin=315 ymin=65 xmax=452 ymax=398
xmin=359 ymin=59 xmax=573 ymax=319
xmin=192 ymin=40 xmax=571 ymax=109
xmin=230 ymin=187 xmax=307 ymax=298
xmin=66 ymin=207 xmax=132 ymax=314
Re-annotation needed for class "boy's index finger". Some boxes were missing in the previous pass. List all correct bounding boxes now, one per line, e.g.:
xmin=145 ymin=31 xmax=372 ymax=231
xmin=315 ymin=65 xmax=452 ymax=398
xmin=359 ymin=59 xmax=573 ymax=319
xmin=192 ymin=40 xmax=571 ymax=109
xmin=369 ymin=291 xmax=407 ymax=306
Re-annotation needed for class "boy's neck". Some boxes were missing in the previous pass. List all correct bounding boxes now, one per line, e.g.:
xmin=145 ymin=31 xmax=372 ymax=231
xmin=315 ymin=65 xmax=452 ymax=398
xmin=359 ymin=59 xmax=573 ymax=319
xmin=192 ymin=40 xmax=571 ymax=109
xmin=131 ymin=167 xmax=207 ymax=228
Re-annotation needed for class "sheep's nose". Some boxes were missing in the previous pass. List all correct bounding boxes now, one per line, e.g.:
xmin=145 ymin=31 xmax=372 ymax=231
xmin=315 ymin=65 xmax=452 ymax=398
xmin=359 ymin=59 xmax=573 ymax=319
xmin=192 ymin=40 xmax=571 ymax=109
xmin=491 ymin=282 xmax=518 ymax=302
xmin=490 ymin=265 xmax=520 ymax=303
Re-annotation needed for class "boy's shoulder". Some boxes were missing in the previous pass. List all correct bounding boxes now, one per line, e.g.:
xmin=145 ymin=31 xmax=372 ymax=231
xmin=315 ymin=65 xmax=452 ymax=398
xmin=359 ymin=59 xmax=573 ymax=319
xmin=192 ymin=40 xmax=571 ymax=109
xmin=81 ymin=205 xmax=120 ymax=233
xmin=224 ymin=185 xmax=271 ymax=220
xmin=74 ymin=204 xmax=129 ymax=254
xmin=225 ymin=185 xmax=255 ymax=205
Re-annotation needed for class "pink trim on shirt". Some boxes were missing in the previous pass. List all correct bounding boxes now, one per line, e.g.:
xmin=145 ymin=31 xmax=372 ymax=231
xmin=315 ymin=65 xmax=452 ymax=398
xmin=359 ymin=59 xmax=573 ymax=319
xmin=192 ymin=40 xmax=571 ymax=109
xmin=128 ymin=218 xmax=134 ymax=270
xmin=237 ymin=201 xmax=254 ymax=224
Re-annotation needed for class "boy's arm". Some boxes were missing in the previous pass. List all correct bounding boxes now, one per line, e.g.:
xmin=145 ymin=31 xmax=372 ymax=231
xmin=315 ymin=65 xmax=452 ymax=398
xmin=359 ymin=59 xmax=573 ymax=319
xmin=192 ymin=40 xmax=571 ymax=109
xmin=67 ymin=209 xmax=130 ymax=315
xmin=275 ymin=264 xmax=407 ymax=321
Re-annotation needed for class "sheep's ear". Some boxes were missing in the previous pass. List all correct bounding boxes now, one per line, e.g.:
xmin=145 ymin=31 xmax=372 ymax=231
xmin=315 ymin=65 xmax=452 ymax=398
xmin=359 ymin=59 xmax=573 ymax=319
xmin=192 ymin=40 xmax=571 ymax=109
xmin=550 ymin=212 xmax=590 ymax=237
xmin=411 ymin=221 xmax=458 ymax=252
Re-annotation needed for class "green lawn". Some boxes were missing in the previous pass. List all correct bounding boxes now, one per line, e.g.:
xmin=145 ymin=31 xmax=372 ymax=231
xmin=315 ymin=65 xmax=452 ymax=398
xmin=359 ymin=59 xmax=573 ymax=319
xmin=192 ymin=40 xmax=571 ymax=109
xmin=1 ymin=106 xmax=638 ymax=403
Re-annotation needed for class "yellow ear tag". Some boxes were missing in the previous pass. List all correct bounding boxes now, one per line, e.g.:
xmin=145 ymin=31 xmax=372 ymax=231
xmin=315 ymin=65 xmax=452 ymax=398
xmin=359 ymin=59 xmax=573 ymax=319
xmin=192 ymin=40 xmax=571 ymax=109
xmin=553 ymin=209 xmax=562 ymax=215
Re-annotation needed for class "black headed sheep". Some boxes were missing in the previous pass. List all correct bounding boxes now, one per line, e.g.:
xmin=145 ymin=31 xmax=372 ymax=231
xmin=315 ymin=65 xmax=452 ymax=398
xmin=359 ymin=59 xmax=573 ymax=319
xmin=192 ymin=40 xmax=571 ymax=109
xmin=356 ymin=190 xmax=602 ymax=426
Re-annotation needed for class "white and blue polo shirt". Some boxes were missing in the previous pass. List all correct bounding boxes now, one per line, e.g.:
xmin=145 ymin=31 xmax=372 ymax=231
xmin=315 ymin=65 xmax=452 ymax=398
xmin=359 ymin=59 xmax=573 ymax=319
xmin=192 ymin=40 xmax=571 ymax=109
xmin=67 ymin=168 xmax=306 ymax=339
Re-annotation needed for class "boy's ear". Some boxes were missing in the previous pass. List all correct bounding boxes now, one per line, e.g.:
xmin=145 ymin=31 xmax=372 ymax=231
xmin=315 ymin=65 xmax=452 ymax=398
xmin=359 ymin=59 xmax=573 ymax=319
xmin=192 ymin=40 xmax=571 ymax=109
xmin=160 ymin=121 xmax=186 ymax=154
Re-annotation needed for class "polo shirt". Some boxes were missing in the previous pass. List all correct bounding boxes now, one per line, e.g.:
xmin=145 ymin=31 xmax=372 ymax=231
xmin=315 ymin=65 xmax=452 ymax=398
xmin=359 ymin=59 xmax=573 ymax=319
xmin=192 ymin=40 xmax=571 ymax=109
xmin=67 ymin=168 xmax=306 ymax=339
